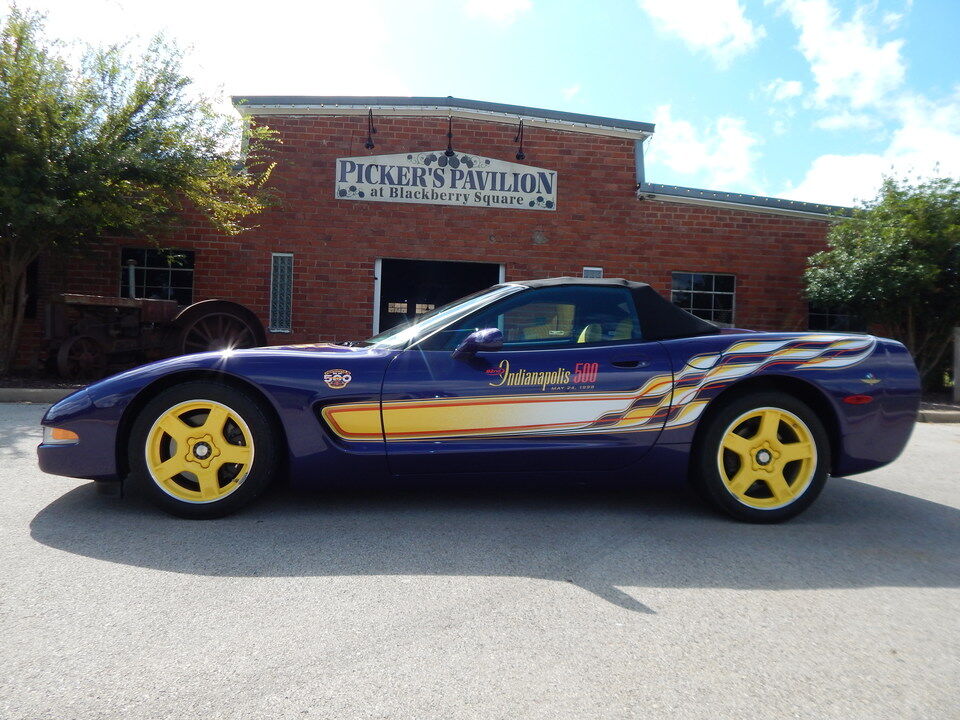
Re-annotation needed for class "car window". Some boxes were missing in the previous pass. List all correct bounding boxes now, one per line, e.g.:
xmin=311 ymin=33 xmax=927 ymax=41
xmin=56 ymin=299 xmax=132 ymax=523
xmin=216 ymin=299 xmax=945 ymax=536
xmin=424 ymin=285 xmax=643 ymax=351
xmin=363 ymin=284 xmax=524 ymax=348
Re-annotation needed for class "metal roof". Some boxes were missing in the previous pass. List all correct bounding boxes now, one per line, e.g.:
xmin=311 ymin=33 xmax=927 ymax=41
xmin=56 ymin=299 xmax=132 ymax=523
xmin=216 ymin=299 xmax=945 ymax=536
xmin=232 ymin=95 xmax=655 ymax=140
xmin=638 ymin=182 xmax=850 ymax=219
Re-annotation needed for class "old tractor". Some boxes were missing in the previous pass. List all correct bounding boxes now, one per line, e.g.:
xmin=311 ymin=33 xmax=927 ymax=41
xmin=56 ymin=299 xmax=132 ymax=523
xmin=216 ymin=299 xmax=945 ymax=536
xmin=46 ymin=294 xmax=266 ymax=380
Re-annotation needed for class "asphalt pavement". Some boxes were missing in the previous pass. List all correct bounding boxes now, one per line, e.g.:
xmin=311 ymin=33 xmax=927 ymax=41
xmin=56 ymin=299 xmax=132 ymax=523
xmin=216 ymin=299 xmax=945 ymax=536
xmin=1 ymin=402 xmax=958 ymax=720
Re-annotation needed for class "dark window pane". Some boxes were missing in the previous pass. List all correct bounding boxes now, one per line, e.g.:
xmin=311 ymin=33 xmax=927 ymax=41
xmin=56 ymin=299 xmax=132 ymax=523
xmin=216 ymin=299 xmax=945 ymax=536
xmin=714 ymin=310 xmax=733 ymax=325
xmin=713 ymin=293 xmax=733 ymax=310
xmin=691 ymin=292 xmax=713 ymax=310
xmin=144 ymin=249 xmax=168 ymax=267
xmin=671 ymin=291 xmax=691 ymax=307
xmin=144 ymin=269 xmax=169 ymax=286
xmin=690 ymin=273 xmax=712 ymax=292
xmin=169 ymin=269 xmax=193 ymax=288
xmin=714 ymin=275 xmax=735 ymax=293
xmin=671 ymin=273 xmax=692 ymax=291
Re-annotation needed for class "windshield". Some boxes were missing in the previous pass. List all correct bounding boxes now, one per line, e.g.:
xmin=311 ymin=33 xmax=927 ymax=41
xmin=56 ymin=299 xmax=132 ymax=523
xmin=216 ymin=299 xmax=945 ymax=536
xmin=364 ymin=284 xmax=526 ymax=349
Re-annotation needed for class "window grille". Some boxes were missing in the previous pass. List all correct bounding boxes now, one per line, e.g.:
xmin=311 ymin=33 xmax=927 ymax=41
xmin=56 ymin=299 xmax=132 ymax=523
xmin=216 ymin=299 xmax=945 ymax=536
xmin=671 ymin=272 xmax=736 ymax=326
xmin=119 ymin=248 xmax=195 ymax=305
xmin=269 ymin=253 xmax=293 ymax=333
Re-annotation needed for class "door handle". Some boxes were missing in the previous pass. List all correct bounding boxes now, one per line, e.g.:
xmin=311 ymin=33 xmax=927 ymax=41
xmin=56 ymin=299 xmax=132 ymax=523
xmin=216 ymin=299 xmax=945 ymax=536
xmin=611 ymin=358 xmax=649 ymax=369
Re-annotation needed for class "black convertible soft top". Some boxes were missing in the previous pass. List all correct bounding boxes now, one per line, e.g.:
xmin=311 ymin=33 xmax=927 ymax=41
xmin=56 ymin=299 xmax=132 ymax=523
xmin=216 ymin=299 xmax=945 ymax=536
xmin=511 ymin=277 xmax=720 ymax=341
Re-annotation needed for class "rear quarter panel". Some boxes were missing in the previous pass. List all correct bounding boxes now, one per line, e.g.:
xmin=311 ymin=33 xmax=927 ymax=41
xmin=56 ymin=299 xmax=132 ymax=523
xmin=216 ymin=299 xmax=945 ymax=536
xmin=654 ymin=332 xmax=919 ymax=476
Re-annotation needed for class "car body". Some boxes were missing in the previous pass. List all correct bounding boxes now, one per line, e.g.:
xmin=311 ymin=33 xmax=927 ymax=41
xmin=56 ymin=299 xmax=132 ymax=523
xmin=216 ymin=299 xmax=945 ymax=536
xmin=38 ymin=277 xmax=920 ymax=521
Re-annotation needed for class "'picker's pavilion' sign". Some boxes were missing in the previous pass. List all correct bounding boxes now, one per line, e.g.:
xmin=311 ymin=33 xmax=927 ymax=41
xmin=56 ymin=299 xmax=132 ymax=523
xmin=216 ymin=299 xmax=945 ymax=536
xmin=335 ymin=151 xmax=557 ymax=211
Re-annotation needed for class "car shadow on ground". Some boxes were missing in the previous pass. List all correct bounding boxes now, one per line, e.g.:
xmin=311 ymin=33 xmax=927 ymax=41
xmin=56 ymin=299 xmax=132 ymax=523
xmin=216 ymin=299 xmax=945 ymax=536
xmin=30 ymin=476 xmax=960 ymax=614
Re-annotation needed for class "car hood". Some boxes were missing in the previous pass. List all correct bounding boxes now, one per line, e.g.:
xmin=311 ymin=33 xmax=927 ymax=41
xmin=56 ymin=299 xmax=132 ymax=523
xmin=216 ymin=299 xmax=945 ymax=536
xmin=44 ymin=343 xmax=395 ymax=424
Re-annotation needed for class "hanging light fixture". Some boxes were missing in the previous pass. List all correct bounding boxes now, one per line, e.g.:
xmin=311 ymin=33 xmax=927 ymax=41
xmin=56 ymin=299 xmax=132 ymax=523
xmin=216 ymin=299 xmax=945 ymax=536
xmin=514 ymin=118 xmax=525 ymax=161
xmin=444 ymin=116 xmax=455 ymax=157
xmin=364 ymin=109 xmax=377 ymax=150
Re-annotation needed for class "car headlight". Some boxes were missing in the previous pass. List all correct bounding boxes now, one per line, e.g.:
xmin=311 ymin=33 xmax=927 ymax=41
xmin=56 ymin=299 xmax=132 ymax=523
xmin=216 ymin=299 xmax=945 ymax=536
xmin=43 ymin=426 xmax=80 ymax=445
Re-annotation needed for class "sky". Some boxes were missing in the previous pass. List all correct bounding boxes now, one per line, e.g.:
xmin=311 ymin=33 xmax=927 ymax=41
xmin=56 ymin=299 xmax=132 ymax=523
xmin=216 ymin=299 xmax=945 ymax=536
xmin=17 ymin=0 xmax=960 ymax=207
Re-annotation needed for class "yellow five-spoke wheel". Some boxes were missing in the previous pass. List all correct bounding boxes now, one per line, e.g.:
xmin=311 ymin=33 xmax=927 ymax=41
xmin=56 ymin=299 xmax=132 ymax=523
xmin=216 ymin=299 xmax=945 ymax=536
xmin=693 ymin=392 xmax=829 ymax=522
xmin=129 ymin=381 xmax=279 ymax=519
xmin=146 ymin=400 xmax=254 ymax=504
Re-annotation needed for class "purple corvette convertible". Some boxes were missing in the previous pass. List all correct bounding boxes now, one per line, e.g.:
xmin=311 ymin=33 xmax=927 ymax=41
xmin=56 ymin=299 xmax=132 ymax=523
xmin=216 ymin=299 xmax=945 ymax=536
xmin=38 ymin=278 xmax=920 ymax=521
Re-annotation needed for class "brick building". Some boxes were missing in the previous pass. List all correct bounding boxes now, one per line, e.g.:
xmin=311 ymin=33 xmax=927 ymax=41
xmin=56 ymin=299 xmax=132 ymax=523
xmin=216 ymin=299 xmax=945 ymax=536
xmin=19 ymin=96 xmax=847 ymax=370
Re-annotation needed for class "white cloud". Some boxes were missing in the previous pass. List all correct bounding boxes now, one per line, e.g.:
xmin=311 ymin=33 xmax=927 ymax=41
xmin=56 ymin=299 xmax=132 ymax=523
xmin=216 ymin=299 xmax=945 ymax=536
xmin=637 ymin=0 xmax=765 ymax=66
xmin=763 ymin=78 xmax=804 ymax=101
xmin=647 ymin=105 xmax=761 ymax=189
xmin=464 ymin=0 xmax=532 ymax=25
xmin=781 ymin=153 xmax=890 ymax=206
xmin=814 ymin=111 xmax=881 ymax=131
xmin=561 ymin=83 xmax=581 ymax=101
xmin=780 ymin=0 xmax=905 ymax=109
xmin=782 ymin=92 xmax=960 ymax=205
xmin=776 ymin=0 xmax=960 ymax=206
xmin=27 ymin=0 xmax=411 ymax=98
xmin=882 ymin=11 xmax=904 ymax=30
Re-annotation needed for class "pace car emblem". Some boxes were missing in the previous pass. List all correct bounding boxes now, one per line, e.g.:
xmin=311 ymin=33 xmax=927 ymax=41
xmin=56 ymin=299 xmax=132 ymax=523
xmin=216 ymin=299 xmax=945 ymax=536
xmin=323 ymin=369 xmax=352 ymax=389
xmin=861 ymin=373 xmax=881 ymax=385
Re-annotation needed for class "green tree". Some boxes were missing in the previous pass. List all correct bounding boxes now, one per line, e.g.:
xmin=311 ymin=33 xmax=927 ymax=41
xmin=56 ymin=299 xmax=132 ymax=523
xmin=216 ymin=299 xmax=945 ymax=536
xmin=805 ymin=176 xmax=960 ymax=387
xmin=0 ymin=7 xmax=277 ymax=375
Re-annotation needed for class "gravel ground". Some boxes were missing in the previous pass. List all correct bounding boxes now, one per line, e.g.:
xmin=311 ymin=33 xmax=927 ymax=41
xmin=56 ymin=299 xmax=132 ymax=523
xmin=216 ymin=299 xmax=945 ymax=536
xmin=1 ymin=403 xmax=958 ymax=720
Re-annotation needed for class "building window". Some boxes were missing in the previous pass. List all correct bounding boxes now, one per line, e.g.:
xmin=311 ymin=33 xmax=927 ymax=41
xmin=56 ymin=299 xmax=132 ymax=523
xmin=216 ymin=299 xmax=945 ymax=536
xmin=808 ymin=303 xmax=866 ymax=332
xmin=671 ymin=272 xmax=735 ymax=326
xmin=582 ymin=266 xmax=603 ymax=279
xmin=119 ymin=248 xmax=195 ymax=305
xmin=269 ymin=253 xmax=293 ymax=333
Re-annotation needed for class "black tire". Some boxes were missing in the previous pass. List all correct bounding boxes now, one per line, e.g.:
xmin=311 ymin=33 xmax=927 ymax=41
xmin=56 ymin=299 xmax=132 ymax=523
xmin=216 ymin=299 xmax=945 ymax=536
xmin=691 ymin=391 xmax=830 ymax=523
xmin=127 ymin=380 xmax=279 ymax=519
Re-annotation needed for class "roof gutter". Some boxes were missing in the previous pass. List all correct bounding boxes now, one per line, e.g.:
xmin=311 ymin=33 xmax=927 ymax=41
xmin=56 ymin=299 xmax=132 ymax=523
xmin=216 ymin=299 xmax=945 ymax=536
xmin=232 ymin=96 xmax=653 ymax=141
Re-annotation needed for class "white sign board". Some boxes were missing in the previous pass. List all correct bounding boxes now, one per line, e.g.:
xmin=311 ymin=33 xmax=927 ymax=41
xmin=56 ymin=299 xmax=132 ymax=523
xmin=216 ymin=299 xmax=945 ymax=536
xmin=335 ymin=151 xmax=557 ymax=211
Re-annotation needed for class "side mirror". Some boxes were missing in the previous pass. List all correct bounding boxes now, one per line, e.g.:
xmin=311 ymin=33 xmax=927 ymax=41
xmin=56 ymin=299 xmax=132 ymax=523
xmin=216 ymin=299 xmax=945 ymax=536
xmin=452 ymin=328 xmax=503 ymax=359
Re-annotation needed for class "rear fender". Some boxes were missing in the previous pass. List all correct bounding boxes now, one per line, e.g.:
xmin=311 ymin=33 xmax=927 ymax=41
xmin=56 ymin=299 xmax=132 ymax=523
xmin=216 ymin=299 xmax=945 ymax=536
xmin=655 ymin=333 xmax=916 ymax=476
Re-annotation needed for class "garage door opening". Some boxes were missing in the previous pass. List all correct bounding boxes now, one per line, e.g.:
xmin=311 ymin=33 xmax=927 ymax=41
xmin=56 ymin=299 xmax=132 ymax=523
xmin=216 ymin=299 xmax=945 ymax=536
xmin=375 ymin=259 xmax=503 ymax=334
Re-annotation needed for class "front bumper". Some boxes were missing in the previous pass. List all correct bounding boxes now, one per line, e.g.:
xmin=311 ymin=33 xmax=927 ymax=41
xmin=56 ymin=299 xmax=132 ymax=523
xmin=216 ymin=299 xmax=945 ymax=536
xmin=37 ymin=389 xmax=121 ymax=481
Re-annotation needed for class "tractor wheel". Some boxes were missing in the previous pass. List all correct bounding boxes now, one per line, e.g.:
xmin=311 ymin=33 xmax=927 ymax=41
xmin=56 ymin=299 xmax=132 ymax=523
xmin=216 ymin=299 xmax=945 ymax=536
xmin=57 ymin=335 xmax=108 ymax=380
xmin=171 ymin=301 xmax=266 ymax=355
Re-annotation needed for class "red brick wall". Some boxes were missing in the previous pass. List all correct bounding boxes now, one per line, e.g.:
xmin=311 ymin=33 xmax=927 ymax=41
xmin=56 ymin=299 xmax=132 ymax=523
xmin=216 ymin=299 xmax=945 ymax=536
xmin=18 ymin=113 xmax=831 ymax=368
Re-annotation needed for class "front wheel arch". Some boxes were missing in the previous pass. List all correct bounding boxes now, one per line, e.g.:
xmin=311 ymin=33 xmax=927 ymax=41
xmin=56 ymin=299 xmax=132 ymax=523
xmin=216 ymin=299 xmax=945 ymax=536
xmin=115 ymin=370 xmax=288 ymax=482
xmin=688 ymin=375 xmax=841 ymax=477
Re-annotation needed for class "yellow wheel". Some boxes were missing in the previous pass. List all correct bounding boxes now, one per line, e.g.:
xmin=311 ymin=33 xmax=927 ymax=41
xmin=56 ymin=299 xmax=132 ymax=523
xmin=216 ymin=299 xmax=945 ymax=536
xmin=716 ymin=407 xmax=816 ymax=509
xmin=693 ymin=392 xmax=829 ymax=522
xmin=129 ymin=381 xmax=279 ymax=518
xmin=145 ymin=400 xmax=254 ymax=504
